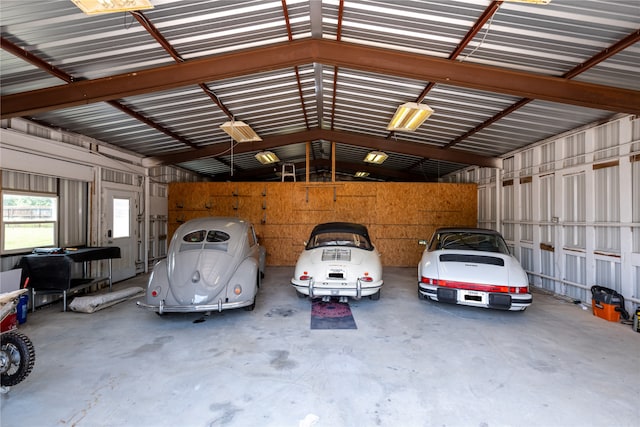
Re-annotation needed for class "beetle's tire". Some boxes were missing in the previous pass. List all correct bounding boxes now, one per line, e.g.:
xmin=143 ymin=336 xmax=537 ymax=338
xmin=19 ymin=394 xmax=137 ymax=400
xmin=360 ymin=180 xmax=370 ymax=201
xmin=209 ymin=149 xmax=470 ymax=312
xmin=244 ymin=298 xmax=256 ymax=311
xmin=369 ymin=290 xmax=381 ymax=300
xmin=1 ymin=331 xmax=35 ymax=387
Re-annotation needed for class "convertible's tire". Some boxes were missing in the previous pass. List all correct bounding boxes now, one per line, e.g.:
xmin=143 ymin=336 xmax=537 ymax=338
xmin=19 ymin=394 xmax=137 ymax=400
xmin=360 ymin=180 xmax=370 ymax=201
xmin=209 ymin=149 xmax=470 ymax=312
xmin=369 ymin=290 xmax=381 ymax=300
xmin=1 ymin=331 xmax=35 ymax=387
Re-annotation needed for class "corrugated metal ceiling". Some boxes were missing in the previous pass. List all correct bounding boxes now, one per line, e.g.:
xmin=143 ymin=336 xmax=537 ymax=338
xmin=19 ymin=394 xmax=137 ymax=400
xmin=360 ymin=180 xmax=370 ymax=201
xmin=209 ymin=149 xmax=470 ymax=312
xmin=1 ymin=0 xmax=639 ymax=182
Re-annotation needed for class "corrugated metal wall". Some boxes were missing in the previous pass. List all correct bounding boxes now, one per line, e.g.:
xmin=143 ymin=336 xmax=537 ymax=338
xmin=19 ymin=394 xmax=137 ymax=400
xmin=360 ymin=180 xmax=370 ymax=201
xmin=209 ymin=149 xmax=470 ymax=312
xmin=454 ymin=114 xmax=640 ymax=312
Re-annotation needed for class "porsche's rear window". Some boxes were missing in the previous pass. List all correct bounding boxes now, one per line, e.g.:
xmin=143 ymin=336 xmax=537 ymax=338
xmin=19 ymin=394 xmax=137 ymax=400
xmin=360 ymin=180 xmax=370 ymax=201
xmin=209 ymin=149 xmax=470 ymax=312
xmin=307 ymin=232 xmax=373 ymax=250
xmin=430 ymin=232 xmax=509 ymax=255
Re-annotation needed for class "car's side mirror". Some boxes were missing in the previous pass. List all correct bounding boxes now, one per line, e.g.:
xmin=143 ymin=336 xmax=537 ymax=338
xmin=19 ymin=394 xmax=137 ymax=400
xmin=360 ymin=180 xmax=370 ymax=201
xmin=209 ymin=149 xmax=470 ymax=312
xmin=418 ymin=239 xmax=428 ymax=246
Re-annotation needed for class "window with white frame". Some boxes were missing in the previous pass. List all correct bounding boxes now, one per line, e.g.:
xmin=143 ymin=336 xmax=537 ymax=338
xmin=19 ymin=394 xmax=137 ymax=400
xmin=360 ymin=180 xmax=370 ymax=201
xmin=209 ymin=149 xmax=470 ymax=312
xmin=502 ymin=180 xmax=515 ymax=241
xmin=520 ymin=177 xmax=533 ymax=242
xmin=520 ymin=149 xmax=534 ymax=177
xmin=565 ymin=254 xmax=587 ymax=302
xmin=594 ymin=121 xmax=620 ymax=161
xmin=564 ymin=132 xmax=585 ymax=167
xmin=563 ymin=173 xmax=586 ymax=249
xmin=594 ymin=164 xmax=620 ymax=253
xmin=539 ymin=174 xmax=554 ymax=245
xmin=633 ymin=157 xmax=640 ymax=253
xmin=540 ymin=250 xmax=555 ymax=292
xmin=2 ymin=192 xmax=58 ymax=253
xmin=595 ymin=259 xmax=621 ymax=293
xmin=540 ymin=141 xmax=555 ymax=172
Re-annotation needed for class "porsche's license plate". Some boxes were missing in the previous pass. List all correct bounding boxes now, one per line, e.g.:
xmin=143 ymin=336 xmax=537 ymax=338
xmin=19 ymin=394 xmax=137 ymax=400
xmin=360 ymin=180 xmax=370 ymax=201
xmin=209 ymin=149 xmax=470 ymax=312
xmin=462 ymin=290 xmax=485 ymax=303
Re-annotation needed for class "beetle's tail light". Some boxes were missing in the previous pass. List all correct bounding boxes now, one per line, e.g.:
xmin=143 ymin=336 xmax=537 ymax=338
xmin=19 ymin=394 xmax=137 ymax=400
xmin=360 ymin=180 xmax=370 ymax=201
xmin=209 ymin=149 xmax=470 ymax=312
xmin=150 ymin=286 xmax=161 ymax=298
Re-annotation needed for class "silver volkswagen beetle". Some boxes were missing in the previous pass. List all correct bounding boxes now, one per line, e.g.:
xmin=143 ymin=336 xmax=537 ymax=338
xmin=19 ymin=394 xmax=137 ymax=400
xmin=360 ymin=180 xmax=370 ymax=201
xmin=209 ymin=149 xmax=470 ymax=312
xmin=138 ymin=217 xmax=266 ymax=314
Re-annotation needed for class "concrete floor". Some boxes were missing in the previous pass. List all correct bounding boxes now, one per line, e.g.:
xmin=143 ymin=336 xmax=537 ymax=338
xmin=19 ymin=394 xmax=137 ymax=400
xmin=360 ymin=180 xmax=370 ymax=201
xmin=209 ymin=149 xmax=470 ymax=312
xmin=1 ymin=267 xmax=639 ymax=427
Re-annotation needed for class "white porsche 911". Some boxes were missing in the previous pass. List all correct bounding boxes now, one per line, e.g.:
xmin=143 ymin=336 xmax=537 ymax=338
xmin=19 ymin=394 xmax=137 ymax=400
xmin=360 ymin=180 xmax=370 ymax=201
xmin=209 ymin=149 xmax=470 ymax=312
xmin=291 ymin=222 xmax=383 ymax=301
xmin=418 ymin=228 xmax=532 ymax=311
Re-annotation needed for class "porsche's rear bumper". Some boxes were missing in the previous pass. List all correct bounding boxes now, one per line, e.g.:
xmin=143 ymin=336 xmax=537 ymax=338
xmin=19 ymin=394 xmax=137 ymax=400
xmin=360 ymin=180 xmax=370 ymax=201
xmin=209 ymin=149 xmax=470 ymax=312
xmin=418 ymin=283 xmax=532 ymax=311
xmin=292 ymin=278 xmax=383 ymax=299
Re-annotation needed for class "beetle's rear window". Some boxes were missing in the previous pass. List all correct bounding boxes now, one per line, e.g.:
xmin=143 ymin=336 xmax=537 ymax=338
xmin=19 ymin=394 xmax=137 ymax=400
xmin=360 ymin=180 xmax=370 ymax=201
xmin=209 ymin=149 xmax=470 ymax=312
xmin=183 ymin=230 xmax=206 ymax=242
xmin=207 ymin=230 xmax=230 ymax=242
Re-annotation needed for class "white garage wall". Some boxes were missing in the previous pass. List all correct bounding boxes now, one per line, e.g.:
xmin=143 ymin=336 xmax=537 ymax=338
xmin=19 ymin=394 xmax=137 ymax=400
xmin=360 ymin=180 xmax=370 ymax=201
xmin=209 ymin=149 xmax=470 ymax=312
xmin=447 ymin=114 xmax=640 ymax=314
xmin=0 ymin=118 xmax=199 ymax=278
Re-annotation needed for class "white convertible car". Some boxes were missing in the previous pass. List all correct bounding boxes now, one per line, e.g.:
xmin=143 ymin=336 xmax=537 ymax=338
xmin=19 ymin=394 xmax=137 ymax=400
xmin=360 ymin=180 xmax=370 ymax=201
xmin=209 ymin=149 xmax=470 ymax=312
xmin=291 ymin=222 xmax=383 ymax=301
xmin=418 ymin=228 xmax=532 ymax=311
xmin=138 ymin=217 xmax=265 ymax=314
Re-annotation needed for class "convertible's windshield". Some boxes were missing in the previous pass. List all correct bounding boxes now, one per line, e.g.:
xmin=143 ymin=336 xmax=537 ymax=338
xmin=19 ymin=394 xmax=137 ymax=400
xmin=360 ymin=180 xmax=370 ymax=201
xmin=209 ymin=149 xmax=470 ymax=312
xmin=430 ymin=232 xmax=509 ymax=255
xmin=306 ymin=231 xmax=373 ymax=250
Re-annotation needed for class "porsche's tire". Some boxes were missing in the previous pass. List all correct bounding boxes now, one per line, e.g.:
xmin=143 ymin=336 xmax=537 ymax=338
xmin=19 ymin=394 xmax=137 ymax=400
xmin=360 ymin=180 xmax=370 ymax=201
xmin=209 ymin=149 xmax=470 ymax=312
xmin=369 ymin=290 xmax=381 ymax=300
xmin=1 ymin=331 xmax=35 ymax=387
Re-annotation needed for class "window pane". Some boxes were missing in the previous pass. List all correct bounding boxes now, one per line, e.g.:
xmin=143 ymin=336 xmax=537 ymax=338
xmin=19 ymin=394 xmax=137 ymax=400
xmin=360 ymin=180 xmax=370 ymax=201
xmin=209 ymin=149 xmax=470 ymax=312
xmin=3 ymin=194 xmax=57 ymax=222
xmin=113 ymin=198 xmax=130 ymax=238
xmin=3 ymin=223 xmax=55 ymax=250
xmin=2 ymin=192 xmax=58 ymax=252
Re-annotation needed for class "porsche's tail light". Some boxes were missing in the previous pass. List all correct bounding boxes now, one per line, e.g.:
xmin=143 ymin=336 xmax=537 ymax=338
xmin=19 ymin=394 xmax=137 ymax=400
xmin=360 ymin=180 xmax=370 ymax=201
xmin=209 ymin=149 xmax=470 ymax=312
xmin=420 ymin=277 xmax=529 ymax=294
xmin=359 ymin=276 xmax=373 ymax=282
xmin=299 ymin=271 xmax=311 ymax=280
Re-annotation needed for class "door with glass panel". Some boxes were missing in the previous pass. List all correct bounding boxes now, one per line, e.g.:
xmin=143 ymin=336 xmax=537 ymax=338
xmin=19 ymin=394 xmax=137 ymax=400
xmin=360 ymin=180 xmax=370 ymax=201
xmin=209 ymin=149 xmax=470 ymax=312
xmin=103 ymin=188 xmax=137 ymax=282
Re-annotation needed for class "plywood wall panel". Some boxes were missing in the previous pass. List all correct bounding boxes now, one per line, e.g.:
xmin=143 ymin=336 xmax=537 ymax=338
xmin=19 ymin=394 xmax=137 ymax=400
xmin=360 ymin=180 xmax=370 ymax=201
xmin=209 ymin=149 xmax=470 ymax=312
xmin=168 ymin=181 xmax=476 ymax=266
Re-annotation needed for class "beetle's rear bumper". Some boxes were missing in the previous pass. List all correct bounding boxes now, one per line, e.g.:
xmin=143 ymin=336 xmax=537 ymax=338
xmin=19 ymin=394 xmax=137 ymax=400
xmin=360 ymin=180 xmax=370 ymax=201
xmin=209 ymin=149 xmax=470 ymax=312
xmin=137 ymin=298 xmax=253 ymax=314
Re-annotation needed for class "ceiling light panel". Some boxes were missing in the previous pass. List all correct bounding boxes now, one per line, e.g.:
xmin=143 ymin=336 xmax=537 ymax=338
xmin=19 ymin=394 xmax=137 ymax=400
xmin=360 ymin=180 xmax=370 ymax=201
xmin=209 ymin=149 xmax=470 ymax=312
xmin=71 ymin=0 xmax=153 ymax=15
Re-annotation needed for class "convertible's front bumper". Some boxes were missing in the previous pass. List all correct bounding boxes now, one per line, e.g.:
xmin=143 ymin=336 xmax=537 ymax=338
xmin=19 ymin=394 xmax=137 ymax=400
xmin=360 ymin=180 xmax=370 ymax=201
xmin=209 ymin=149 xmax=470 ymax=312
xmin=418 ymin=283 xmax=532 ymax=311
xmin=292 ymin=278 xmax=383 ymax=299
xmin=137 ymin=298 xmax=253 ymax=314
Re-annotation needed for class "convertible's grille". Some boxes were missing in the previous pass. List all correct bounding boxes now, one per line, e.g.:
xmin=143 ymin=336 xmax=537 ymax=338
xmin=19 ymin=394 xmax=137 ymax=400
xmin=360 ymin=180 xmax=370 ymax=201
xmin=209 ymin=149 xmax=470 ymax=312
xmin=322 ymin=248 xmax=351 ymax=261
xmin=439 ymin=254 xmax=504 ymax=266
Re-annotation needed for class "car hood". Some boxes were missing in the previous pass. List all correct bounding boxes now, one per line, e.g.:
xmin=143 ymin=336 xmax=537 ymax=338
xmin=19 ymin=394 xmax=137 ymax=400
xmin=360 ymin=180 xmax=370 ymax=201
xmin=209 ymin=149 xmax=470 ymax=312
xmin=435 ymin=250 xmax=521 ymax=286
xmin=166 ymin=250 xmax=237 ymax=304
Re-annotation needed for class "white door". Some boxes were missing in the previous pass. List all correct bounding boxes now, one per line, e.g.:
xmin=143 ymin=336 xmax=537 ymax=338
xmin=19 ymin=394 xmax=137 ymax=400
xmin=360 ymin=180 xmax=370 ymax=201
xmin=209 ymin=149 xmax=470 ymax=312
xmin=104 ymin=188 xmax=137 ymax=282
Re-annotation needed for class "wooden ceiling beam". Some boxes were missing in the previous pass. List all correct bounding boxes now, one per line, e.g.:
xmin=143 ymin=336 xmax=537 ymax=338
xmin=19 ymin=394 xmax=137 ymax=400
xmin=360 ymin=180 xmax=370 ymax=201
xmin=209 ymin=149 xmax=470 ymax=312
xmin=3 ymin=39 xmax=639 ymax=119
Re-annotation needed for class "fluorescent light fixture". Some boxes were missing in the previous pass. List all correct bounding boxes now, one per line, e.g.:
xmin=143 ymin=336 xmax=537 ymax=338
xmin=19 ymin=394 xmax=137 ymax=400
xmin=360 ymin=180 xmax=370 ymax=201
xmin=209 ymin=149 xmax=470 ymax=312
xmin=255 ymin=151 xmax=279 ymax=165
xmin=355 ymin=171 xmax=370 ymax=178
xmin=220 ymin=120 xmax=262 ymax=143
xmin=71 ymin=0 xmax=154 ymax=15
xmin=387 ymin=102 xmax=434 ymax=132
xmin=364 ymin=151 xmax=388 ymax=164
